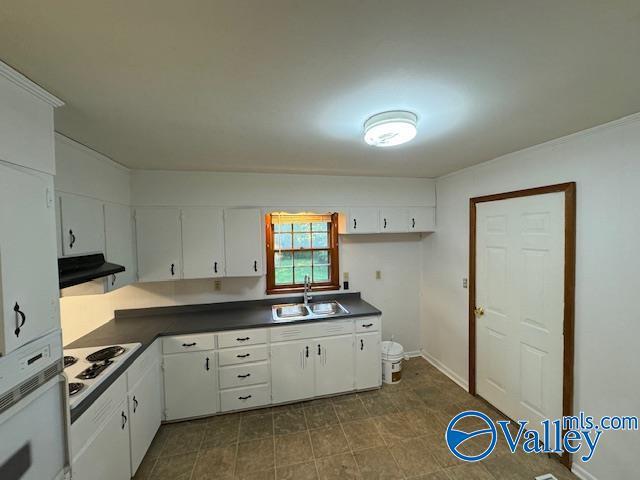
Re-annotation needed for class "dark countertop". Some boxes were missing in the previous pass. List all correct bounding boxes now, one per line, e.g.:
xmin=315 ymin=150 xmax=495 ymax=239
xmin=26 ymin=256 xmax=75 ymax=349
xmin=67 ymin=292 xmax=380 ymax=423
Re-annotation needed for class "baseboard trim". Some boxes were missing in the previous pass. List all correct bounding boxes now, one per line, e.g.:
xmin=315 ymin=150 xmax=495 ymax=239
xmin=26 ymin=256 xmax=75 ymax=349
xmin=571 ymin=464 xmax=599 ymax=480
xmin=420 ymin=349 xmax=469 ymax=391
xmin=404 ymin=350 xmax=422 ymax=358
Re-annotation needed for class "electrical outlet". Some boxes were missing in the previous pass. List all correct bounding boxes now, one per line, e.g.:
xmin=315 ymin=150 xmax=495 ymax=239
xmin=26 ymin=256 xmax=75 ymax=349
xmin=375 ymin=270 xmax=382 ymax=280
xmin=462 ymin=278 xmax=468 ymax=289
xmin=214 ymin=279 xmax=222 ymax=291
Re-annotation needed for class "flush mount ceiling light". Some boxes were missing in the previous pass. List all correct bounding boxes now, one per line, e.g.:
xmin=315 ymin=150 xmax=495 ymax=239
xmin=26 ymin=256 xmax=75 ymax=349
xmin=363 ymin=110 xmax=418 ymax=147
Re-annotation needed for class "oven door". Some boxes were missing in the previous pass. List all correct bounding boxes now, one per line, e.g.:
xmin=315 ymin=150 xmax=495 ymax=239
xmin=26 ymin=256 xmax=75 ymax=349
xmin=0 ymin=375 xmax=70 ymax=480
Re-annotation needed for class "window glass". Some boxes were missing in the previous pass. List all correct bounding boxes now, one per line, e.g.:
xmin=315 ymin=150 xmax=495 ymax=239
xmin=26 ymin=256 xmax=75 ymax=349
xmin=313 ymin=266 xmax=329 ymax=282
xmin=275 ymin=233 xmax=293 ymax=249
xmin=293 ymin=232 xmax=311 ymax=249
xmin=294 ymin=266 xmax=312 ymax=284
xmin=275 ymin=267 xmax=293 ymax=285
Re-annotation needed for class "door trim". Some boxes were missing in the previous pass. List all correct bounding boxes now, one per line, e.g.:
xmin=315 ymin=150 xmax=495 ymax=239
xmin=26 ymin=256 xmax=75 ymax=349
xmin=468 ymin=182 xmax=576 ymax=467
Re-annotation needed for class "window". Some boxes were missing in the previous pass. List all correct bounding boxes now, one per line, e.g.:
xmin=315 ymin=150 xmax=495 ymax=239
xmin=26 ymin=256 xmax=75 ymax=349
xmin=266 ymin=212 xmax=339 ymax=294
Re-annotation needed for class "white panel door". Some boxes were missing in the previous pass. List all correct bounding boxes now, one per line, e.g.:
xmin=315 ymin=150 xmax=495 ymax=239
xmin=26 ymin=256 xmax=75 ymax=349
xmin=0 ymin=163 xmax=59 ymax=356
xmin=128 ymin=362 xmax=162 ymax=475
xmin=135 ymin=208 xmax=182 ymax=282
xmin=476 ymin=193 xmax=564 ymax=436
xmin=315 ymin=334 xmax=355 ymax=396
xmin=355 ymin=333 xmax=381 ymax=389
xmin=408 ymin=207 xmax=435 ymax=232
xmin=71 ymin=400 xmax=131 ymax=480
xmin=163 ymin=351 xmax=218 ymax=420
xmin=104 ymin=203 xmax=136 ymax=290
xmin=347 ymin=208 xmax=379 ymax=233
xmin=182 ymin=207 xmax=225 ymax=279
xmin=59 ymin=194 xmax=105 ymax=256
xmin=224 ymin=208 xmax=263 ymax=277
xmin=380 ymin=208 xmax=408 ymax=233
xmin=271 ymin=340 xmax=314 ymax=404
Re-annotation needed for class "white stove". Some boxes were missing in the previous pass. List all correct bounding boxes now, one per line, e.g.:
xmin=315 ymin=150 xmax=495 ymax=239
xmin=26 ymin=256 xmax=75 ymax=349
xmin=63 ymin=342 xmax=141 ymax=408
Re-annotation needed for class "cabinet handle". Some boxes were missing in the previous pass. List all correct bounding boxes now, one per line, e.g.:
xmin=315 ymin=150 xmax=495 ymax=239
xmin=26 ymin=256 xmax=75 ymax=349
xmin=253 ymin=260 xmax=258 ymax=272
xmin=238 ymin=395 xmax=252 ymax=400
xmin=236 ymin=337 xmax=250 ymax=342
xmin=353 ymin=218 xmax=357 ymax=229
xmin=412 ymin=218 xmax=416 ymax=229
xmin=13 ymin=303 xmax=26 ymax=338
xmin=305 ymin=346 xmax=309 ymax=358
xmin=237 ymin=373 xmax=251 ymax=378
xmin=206 ymin=357 xmax=210 ymax=371
xmin=170 ymin=263 xmax=175 ymax=276
xmin=317 ymin=344 xmax=321 ymax=356
xmin=121 ymin=411 xmax=128 ymax=429
xmin=362 ymin=323 xmax=373 ymax=328
xmin=133 ymin=396 xmax=139 ymax=413
xmin=111 ymin=274 xmax=116 ymax=286
xmin=360 ymin=339 xmax=364 ymax=351
xmin=236 ymin=353 xmax=250 ymax=358
xmin=69 ymin=230 xmax=76 ymax=249
xmin=214 ymin=261 xmax=218 ymax=274
xmin=384 ymin=218 xmax=387 ymax=229
xmin=182 ymin=342 xmax=197 ymax=347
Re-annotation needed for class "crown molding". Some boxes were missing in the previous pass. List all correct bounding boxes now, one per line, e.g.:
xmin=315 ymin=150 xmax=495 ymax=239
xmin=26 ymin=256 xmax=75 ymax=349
xmin=0 ymin=60 xmax=64 ymax=107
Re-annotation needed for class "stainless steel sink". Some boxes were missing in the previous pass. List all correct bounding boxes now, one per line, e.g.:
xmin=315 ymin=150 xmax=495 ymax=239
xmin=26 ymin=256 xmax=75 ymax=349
xmin=272 ymin=301 xmax=349 ymax=322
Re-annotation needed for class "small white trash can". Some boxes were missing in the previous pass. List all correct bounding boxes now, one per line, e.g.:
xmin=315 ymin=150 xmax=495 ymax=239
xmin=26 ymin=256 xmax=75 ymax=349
xmin=381 ymin=341 xmax=404 ymax=384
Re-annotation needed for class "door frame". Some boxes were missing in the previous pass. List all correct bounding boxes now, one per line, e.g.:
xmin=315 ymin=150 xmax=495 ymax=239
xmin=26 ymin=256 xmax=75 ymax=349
xmin=468 ymin=182 xmax=576 ymax=467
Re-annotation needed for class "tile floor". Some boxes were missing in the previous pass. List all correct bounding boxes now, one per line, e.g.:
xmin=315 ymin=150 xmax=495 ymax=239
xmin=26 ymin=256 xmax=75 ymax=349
xmin=134 ymin=357 xmax=578 ymax=480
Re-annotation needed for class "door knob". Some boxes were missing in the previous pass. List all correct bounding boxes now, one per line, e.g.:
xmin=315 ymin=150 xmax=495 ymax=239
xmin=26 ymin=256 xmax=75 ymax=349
xmin=474 ymin=307 xmax=485 ymax=317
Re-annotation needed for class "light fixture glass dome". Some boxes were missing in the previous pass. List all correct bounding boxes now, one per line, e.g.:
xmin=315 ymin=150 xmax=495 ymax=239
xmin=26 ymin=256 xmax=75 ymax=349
xmin=363 ymin=110 xmax=418 ymax=147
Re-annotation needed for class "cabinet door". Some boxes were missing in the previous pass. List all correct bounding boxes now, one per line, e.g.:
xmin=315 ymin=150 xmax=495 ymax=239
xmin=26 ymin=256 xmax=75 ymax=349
xmin=271 ymin=340 xmax=314 ymax=404
xmin=355 ymin=333 xmax=381 ymax=389
xmin=347 ymin=208 xmax=379 ymax=234
xmin=224 ymin=208 xmax=263 ymax=277
xmin=129 ymin=362 xmax=162 ymax=475
xmin=163 ymin=351 xmax=218 ymax=420
xmin=315 ymin=334 xmax=355 ymax=396
xmin=0 ymin=163 xmax=59 ymax=356
xmin=59 ymin=194 xmax=105 ymax=256
xmin=182 ymin=207 xmax=225 ymax=279
xmin=104 ymin=203 xmax=136 ymax=290
xmin=71 ymin=400 xmax=131 ymax=480
xmin=407 ymin=207 xmax=435 ymax=232
xmin=135 ymin=208 xmax=182 ymax=282
xmin=380 ymin=208 xmax=408 ymax=233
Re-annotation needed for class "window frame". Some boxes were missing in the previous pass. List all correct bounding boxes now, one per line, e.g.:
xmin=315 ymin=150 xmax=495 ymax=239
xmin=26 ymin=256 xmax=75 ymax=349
xmin=265 ymin=212 xmax=340 ymax=294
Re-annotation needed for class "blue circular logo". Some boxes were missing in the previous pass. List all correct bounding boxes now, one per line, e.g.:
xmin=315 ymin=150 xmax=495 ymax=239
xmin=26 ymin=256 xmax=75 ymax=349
xmin=445 ymin=410 xmax=497 ymax=462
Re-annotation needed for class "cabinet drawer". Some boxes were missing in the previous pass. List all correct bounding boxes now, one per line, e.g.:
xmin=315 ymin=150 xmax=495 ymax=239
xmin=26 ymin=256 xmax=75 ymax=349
xmin=270 ymin=319 xmax=354 ymax=342
xmin=219 ymin=361 xmax=270 ymax=389
xmin=218 ymin=328 xmax=267 ymax=348
xmin=163 ymin=333 xmax=216 ymax=354
xmin=220 ymin=384 xmax=271 ymax=412
xmin=218 ymin=345 xmax=268 ymax=366
xmin=313 ymin=319 xmax=354 ymax=337
xmin=355 ymin=316 xmax=381 ymax=333
xmin=270 ymin=323 xmax=314 ymax=342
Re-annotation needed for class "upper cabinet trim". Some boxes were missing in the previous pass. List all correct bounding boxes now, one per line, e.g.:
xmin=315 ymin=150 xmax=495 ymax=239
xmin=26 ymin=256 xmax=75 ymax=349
xmin=0 ymin=61 xmax=64 ymax=107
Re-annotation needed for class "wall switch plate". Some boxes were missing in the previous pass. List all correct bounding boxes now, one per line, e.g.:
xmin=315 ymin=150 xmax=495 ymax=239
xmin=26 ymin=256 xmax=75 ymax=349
xmin=343 ymin=271 xmax=349 ymax=281
xmin=376 ymin=270 xmax=381 ymax=280
xmin=214 ymin=279 xmax=222 ymax=291
xmin=462 ymin=278 xmax=468 ymax=289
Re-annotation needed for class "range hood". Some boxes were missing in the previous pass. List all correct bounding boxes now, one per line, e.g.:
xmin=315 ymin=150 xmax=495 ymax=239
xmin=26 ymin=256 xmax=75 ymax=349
xmin=58 ymin=254 xmax=125 ymax=289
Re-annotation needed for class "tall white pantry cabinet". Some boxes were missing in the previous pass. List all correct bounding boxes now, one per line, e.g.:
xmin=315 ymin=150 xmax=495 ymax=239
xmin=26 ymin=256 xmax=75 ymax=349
xmin=0 ymin=62 xmax=64 ymax=356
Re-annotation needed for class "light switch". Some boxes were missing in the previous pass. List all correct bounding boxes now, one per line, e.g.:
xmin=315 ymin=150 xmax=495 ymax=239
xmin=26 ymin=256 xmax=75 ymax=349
xmin=462 ymin=278 xmax=468 ymax=289
xmin=343 ymin=272 xmax=349 ymax=281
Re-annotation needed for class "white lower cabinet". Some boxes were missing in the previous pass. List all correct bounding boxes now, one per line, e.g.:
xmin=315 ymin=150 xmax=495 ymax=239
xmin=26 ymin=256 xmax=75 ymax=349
xmin=128 ymin=361 xmax=162 ymax=475
xmin=355 ymin=332 xmax=382 ymax=389
xmin=163 ymin=350 xmax=219 ymax=420
xmin=271 ymin=340 xmax=314 ymax=404
xmin=314 ymin=334 xmax=355 ymax=396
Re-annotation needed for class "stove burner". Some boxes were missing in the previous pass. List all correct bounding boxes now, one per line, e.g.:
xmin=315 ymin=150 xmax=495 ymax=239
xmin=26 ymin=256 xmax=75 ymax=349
xmin=86 ymin=346 xmax=126 ymax=363
xmin=76 ymin=360 xmax=113 ymax=380
xmin=68 ymin=382 xmax=85 ymax=396
xmin=64 ymin=356 xmax=78 ymax=368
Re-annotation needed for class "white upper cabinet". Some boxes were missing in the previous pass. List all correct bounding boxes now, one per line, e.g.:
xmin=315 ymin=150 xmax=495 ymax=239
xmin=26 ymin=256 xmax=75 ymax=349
xmin=347 ymin=208 xmax=379 ymax=234
xmin=408 ymin=207 xmax=435 ymax=232
xmin=380 ymin=208 xmax=409 ymax=233
xmin=135 ymin=208 xmax=182 ymax=282
xmin=0 ymin=162 xmax=59 ymax=356
xmin=182 ymin=207 xmax=225 ymax=279
xmin=59 ymin=194 xmax=105 ymax=256
xmin=224 ymin=208 xmax=263 ymax=277
xmin=104 ymin=203 xmax=137 ymax=290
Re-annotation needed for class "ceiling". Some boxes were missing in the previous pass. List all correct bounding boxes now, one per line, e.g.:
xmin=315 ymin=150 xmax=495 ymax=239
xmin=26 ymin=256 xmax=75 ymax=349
xmin=1 ymin=1 xmax=639 ymax=178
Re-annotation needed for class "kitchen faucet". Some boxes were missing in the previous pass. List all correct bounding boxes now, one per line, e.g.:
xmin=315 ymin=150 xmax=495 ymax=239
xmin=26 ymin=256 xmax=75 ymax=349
xmin=303 ymin=275 xmax=312 ymax=305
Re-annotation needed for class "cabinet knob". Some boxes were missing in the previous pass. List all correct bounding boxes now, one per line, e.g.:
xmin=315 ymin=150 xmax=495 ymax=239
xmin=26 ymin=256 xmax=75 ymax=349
xmin=362 ymin=323 xmax=373 ymax=328
xmin=170 ymin=263 xmax=175 ymax=276
xmin=121 ymin=411 xmax=128 ymax=429
xmin=214 ymin=261 xmax=218 ymax=274
xmin=182 ymin=342 xmax=197 ymax=347
xmin=69 ymin=230 xmax=76 ymax=249
xmin=238 ymin=395 xmax=252 ymax=400
xmin=360 ymin=339 xmax=364 ymax=350
xmin=353 ymin=218 xmax=357 ymax=229
xmin=253 ymin=260 xmax=258 ymax=272
xmin=133 ymin=396 xmax=139 ymax=413
xmin=383 ymin=218 xmax=387 ymax=229
xmin=236 ymin=353 xmax=250 ymax=358
xmin=205 ymin=357 xmax=210 ymax=371
xmin=237 ymin=373 xmax=251 ymax=378
xmin=412 ymin=218 xmax=416 ymax=229
xmin=305 ymin=346 xmax=309 ymax=358
xmin=317 ymin=344 xmax=321 ymax=355
xmin=236 ymin=337 xmax=250 ymax=342
xmin=13 ymin=303 xmax=26 ymax=338
xmin=111 ymin=274 xmax=117 ymax=286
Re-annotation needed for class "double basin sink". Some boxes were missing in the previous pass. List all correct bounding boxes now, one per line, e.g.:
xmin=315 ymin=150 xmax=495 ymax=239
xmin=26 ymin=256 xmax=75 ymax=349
xmin=272 ymin=301 xmax=349 ymax=322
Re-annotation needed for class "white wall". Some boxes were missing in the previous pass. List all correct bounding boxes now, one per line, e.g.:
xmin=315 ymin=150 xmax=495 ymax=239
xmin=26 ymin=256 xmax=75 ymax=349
xmin=420 ymin=113 xmax=640 ymax=480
